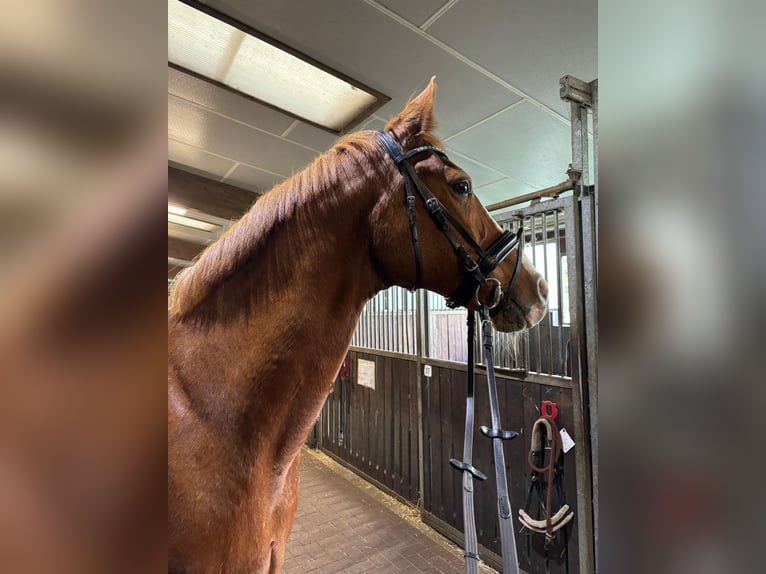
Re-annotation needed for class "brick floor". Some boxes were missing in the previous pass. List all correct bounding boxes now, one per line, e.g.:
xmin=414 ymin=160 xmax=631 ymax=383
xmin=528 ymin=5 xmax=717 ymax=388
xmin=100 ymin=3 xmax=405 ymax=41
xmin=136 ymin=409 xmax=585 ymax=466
xmin=282 ymin=448 xmax=497 ymax=574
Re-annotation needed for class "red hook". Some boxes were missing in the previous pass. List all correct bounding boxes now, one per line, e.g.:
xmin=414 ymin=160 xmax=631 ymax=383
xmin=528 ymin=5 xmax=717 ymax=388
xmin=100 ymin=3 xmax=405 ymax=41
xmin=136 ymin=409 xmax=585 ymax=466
xmin=541 ymin=400 xmax=558 ymax=420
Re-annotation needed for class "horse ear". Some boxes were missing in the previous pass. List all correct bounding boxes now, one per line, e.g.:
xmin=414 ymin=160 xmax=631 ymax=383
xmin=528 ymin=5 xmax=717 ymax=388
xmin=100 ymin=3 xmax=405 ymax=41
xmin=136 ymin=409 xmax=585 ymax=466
xmin=386 ymin=77 xmax=437 ymax=144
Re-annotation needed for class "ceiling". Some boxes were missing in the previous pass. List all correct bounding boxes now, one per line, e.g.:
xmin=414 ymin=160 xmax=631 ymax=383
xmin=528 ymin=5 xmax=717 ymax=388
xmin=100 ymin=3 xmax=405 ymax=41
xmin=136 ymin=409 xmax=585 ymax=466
xmin=168 ymin=0 xmax=596 ymax=278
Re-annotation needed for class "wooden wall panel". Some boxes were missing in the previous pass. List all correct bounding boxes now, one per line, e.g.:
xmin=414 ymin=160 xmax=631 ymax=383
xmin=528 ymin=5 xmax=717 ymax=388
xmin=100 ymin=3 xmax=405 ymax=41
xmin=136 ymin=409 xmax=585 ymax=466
xmin=168 ymin=167 xmax=259 ymax=221
xmin=168 ymin=236 xmax=204 ymax=263
xmin=319 ymin=351 xmax=420 ymax=505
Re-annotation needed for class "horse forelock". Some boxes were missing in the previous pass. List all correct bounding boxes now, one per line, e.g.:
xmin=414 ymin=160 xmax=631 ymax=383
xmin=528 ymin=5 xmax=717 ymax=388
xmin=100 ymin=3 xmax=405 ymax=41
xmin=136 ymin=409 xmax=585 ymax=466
xmin=168 ymin=131 xmax=385 ymax=318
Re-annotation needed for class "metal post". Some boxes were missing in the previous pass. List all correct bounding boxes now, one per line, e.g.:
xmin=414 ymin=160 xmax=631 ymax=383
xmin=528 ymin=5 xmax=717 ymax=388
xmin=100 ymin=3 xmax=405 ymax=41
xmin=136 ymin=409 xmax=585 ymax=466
xmin=564 ymin=196 xmax=595 ymax=574
xmin=561 ymin=74 xmax=597 ymax=574
xmin=582 ymin=79 xmax=599 ymax=572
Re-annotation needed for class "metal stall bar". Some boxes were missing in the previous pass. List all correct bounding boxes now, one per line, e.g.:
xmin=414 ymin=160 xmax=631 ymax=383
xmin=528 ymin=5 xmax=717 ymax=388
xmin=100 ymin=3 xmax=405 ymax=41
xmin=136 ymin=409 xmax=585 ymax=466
xmin=374 ymin=290 xmax=381 ymax=349
xmin=390 ymin=289 xmax=396 ymax=353
xmin=403 ymin=288 xmax=410 ymax=354
xmin=380 ymin=289 xmax=391 ymax=351
xmin=522 ymin=218 xmax=531 ymax=373
xmin=555 ymin=208 xmax=565 ymax=376
xmin=364 ymin=292 xmax=372 ymax=347
xmin=564 ymin=193 xmax=594 ymax=574
xmin=592 ymin=79 xmax=599 ymax=267
xmin=382 ymin=290 xmax=388 ymax=350
xmin=530 ymin=214 xmax=542 ymax=373
xmin=402 ymin=289 xmax=408 ymax=354
xmin=581 ymin=185 xmax=598 ymax=572
xmin=393 ymin=289 xmax=399 ymax=352
xmin=389 ymin=289 xmax=395 ymax=352
xmin=384 ymin=290 xmax=390 ymax=351
xmin=542 ymin=209 xmax=554 ymax=374
xmin=407 ymin=289 xmax=412 ymax=354
xmin=561 ymin=74 xmax=596 ymax=574
xmin=486 ymin=179 xmax=575 ymax=212
xmin=578 ymin=79 xmax=599 ymax=571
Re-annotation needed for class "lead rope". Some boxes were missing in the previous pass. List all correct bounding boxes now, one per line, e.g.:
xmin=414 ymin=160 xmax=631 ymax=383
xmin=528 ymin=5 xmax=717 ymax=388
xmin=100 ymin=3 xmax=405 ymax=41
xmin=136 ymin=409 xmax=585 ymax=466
xmin=479 ymin=306 xmax=521 ymax=574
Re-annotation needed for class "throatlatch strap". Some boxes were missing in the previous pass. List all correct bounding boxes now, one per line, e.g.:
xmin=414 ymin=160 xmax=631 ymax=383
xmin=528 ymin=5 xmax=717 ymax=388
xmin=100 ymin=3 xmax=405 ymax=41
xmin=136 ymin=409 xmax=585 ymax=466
xmin=480 ymin=307 xmax=521 ymax=574
xmin=449 ymin=311 xmax=484 ymax=574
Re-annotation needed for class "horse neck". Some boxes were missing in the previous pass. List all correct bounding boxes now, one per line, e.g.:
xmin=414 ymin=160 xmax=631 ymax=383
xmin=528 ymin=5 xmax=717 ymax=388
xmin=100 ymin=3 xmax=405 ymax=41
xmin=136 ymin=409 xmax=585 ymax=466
xmin=174 ymin=177 xmax=386 ymax=470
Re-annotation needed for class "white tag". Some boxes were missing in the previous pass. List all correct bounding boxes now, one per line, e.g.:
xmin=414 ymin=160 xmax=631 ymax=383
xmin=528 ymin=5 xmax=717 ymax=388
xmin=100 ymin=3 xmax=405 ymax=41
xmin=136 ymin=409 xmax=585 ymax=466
xmin=357 ymin=359 xmax=376 ymax=389
xmin=423 ymin=365 xmax=432 ymax=377
xmin=560 ymin=428 xmax=575 ymax=453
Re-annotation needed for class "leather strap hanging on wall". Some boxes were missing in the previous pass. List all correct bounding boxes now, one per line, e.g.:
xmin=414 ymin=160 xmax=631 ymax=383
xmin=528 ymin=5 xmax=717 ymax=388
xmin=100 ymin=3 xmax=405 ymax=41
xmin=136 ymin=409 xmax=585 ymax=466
xmin=519 ymin=414 xmax=574 ymax=573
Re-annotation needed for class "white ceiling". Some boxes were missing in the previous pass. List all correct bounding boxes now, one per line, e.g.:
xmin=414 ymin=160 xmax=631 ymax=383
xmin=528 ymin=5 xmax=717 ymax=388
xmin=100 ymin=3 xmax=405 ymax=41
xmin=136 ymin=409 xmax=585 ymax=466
xmin=168 ymin=0 xmax=596 ymax=205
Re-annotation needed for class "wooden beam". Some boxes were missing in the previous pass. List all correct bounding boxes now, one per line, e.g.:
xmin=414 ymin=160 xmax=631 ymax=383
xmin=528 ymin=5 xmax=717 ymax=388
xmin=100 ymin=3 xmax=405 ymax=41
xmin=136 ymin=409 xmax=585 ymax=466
xmin=168 ymin=166 xmax=259 ymax=221
xmin=168 ymin=237 xmax=204 ymax=262
xmin=168 ymin=263 xmax=184 ymax=279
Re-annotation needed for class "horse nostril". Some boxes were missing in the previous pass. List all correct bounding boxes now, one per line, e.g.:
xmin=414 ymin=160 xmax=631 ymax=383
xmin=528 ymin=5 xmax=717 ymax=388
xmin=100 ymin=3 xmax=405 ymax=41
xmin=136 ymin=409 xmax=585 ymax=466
xmin=537 ymin=277 xmax=549 ymax=302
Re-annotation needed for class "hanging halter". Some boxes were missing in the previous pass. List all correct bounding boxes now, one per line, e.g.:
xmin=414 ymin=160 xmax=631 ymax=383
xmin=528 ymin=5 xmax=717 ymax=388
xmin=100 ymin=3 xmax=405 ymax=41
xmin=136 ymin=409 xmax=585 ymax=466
xmin=519 ymin=415 xmax=574 ymax=574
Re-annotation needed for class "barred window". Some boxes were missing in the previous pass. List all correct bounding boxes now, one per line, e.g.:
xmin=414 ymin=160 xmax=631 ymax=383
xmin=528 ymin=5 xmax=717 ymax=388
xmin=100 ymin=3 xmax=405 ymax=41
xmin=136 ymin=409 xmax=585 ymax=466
xmin=427 ymin=291 xmax=468 ymax=362
xmin=486 ymin=211 xmax=571 ymax=377
xmin=351 ymin=286 xmax=417 ymax=355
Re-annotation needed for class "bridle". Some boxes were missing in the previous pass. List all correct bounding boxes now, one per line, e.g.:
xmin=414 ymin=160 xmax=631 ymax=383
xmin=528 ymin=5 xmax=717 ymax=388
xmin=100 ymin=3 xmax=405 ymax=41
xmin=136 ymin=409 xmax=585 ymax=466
xmin=375 ymin=130 xmax=522 ymax=309
xmin=377 ymin=130 xmax=523 ymax=574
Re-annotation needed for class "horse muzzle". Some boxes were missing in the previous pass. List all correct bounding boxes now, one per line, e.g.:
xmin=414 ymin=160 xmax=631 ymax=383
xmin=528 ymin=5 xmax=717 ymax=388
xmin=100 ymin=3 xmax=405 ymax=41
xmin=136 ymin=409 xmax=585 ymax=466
xmin=490 ymin=274 xmax=548 ymax=332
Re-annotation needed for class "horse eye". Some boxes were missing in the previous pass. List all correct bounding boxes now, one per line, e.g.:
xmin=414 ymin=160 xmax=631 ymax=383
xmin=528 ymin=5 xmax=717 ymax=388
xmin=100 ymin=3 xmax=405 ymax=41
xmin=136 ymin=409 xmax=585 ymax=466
xmin=452 ymin=180 xmax=472 ymax=196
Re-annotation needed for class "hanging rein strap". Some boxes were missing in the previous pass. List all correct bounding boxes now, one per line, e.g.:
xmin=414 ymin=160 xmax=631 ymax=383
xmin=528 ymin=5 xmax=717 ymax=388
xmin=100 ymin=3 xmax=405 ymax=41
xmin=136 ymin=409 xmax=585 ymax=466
xmin=448 ymin=311 xmax=485 ymax=573
xmin=449 ymin=305 xmax=523 ymax=574
xmin=375 ymin=130 xmax=520 ymax=307
xmin=478 ymin=306 xmax=521 ymax=574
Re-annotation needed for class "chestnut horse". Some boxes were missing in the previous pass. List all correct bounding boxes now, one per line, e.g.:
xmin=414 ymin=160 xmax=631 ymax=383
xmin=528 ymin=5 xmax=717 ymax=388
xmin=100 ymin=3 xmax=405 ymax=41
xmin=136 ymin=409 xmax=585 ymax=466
xmin=168 ymin=79 xmax=548 ymax=574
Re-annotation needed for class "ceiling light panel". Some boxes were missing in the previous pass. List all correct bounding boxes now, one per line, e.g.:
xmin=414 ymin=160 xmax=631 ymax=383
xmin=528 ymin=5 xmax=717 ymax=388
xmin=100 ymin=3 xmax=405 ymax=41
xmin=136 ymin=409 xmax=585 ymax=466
xmin=167 ymin=0 xmax=388 ymax=132
xmin=168 ymin=213 xmax=221 ymax=232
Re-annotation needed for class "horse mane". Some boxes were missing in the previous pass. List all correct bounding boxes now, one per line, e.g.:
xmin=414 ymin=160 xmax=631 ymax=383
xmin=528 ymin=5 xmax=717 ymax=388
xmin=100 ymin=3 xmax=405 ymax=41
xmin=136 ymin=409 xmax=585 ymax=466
xmin=168 ymin=130 xmax=383 ymax=317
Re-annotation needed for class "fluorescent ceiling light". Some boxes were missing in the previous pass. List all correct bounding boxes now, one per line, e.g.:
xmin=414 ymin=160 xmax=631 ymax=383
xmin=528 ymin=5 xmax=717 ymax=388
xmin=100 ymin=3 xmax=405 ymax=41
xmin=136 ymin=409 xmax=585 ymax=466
xmin=168 ymin=212 xmax=221 ymax=232
xmin=167 ymin=0 xmax=389 ymax=133
xmin=168 ymin=256 xmax=193 ymax=267
xmin=168 ymin=203 xmax=187 ymax=215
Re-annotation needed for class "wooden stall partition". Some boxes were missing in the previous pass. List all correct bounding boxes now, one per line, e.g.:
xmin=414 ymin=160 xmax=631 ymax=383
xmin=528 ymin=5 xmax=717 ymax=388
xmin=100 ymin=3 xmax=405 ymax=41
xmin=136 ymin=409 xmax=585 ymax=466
xmin=319 ymin=349 xmax=421 ymax=506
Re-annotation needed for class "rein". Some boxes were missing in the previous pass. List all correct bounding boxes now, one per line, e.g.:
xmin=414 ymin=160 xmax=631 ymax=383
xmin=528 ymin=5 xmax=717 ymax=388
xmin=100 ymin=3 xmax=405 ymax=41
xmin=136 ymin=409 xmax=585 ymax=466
xmin=448 ymin=307 xmax=522 ymax=574
xmin=376 ymin=130 xmax=524 ymax=574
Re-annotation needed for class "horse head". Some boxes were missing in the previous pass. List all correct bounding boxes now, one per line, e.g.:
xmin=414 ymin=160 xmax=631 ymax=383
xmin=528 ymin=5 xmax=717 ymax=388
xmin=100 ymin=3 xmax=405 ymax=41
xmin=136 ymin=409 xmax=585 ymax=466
xmin=371 ymin=78 xmax=547 ymax=332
